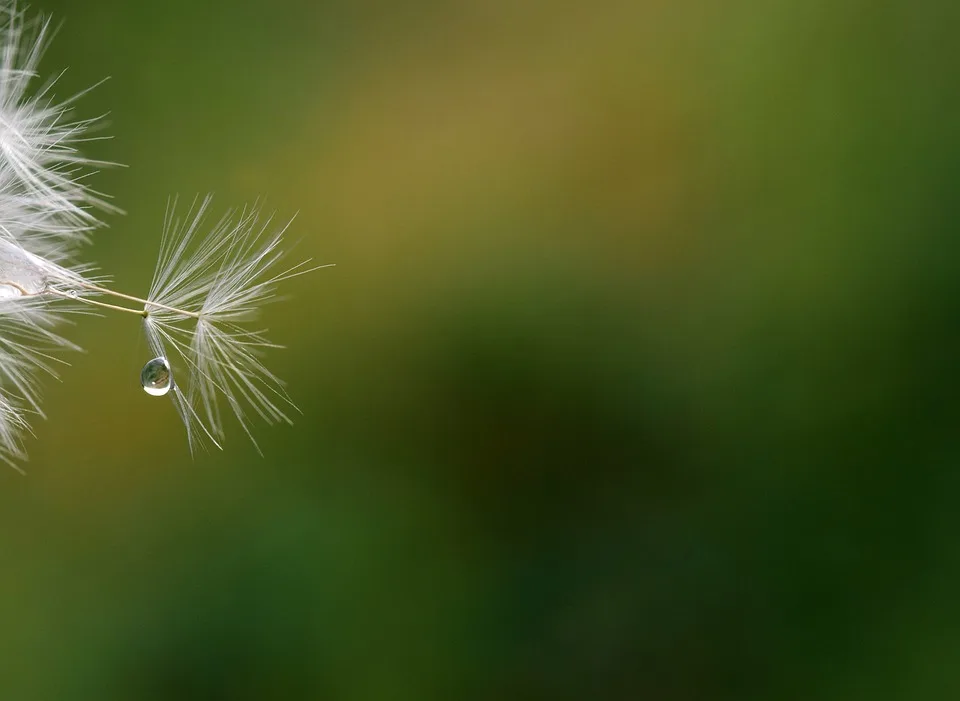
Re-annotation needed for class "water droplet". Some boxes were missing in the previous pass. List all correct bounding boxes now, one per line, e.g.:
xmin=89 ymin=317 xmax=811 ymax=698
xmin=67 ymin=290 xmax=78 ymax=298
xmin=0 ymin=285 xmax=21 ymax=299
xmin=140 ymin=357 xmax=172 ymax=397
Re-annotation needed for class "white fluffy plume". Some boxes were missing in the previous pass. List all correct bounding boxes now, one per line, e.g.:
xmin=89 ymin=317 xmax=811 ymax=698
xmin=0 ymin=4 xmax=118 ymax=259
xmin=142 ymin=196 xmax=322 ymax=454
xmin=0 ymin=4 xmax=321 ymax=466
xmin=0 ymin=4 xmax=112 ymax=466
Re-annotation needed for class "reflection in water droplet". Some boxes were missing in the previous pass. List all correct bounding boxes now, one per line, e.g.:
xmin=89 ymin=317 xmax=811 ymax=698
xmin=141 ymin=356 xmax=172 ymax=396
xmin=67 ymin=290 xmax=78 ymax=298
xmin=0 ymin=284 xmax=22 ymax=299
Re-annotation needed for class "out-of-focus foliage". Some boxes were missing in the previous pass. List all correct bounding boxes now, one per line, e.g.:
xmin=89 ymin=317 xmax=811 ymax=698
xmin=0 ymin=0 xmax=958 ymax=698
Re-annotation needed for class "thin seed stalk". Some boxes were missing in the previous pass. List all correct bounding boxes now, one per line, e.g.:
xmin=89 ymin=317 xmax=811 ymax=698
xmin=1 ymin=278 xmax=199 ymax=320
xmin=44 ymin=288 xmax=147 ymax=317
xmin=77 ymin=282 xmax=201 ymax=319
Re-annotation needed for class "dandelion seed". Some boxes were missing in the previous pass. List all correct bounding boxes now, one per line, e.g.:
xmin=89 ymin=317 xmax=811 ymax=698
xmin=134 ymin=196 xmax=326 ymax=454
xmin=0 ymin=3 xmax=327 ymax=466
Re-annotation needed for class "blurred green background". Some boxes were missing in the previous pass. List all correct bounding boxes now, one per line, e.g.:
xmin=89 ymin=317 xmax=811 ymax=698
xmin=0 ymin=0 xmax=957 ymax=698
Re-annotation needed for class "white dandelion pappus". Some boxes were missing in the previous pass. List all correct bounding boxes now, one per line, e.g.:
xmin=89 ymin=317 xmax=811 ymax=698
xmin=0 ymin=293 xmax=81 ymax=467
xmin=0 ymin=5 xmax=119 ymax=249
xmin=0 ymin=3 xmax=327 ymax=467
xmin=0 ymin=3 xmax=115 ymax=466
xmin=139 ymin=196 xmax=326 ymax=454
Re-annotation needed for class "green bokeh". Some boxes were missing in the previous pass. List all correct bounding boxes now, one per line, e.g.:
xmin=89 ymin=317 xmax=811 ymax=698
xmin=1 ymin=0 xmax=958 ymax=698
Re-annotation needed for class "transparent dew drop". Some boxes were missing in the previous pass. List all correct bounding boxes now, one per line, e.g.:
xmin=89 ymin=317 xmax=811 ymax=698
xmin=140 ymin=357 xmax=172 ymax=397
